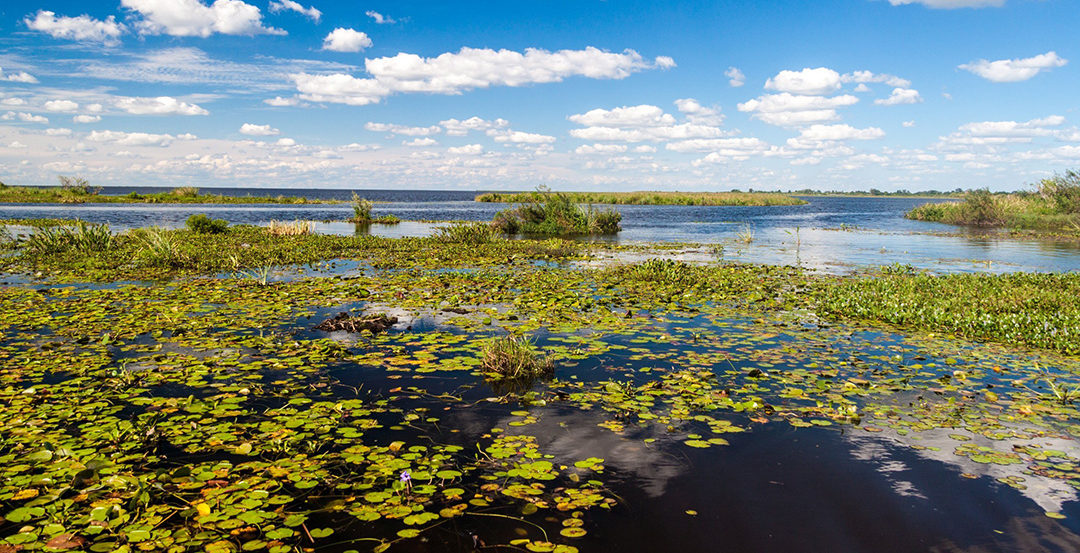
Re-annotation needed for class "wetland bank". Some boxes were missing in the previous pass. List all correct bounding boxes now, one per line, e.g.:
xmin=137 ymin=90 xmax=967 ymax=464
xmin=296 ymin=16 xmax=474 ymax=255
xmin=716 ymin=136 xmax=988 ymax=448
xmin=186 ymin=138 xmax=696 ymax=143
xmin=2 ymin=192 xmax=1080 ymax=553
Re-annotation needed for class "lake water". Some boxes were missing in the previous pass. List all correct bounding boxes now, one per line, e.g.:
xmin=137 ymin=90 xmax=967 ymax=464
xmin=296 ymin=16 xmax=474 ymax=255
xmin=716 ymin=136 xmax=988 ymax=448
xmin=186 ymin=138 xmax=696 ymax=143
xmin=2 ymin=188 xmax=1078 ymax=273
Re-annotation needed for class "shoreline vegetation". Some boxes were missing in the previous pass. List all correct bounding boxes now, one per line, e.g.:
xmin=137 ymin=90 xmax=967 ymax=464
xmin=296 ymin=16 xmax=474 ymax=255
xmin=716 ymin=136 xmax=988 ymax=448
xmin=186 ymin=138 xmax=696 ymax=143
xmin=477 ymin=190 xmax=807 ymax=206
xmin=489 ymin=188 xmax=621 ymax=235
xmin=0 ymin=179 xmax=325 ymax=205
xmin=906 ymin=170 xmax=1080 ymax=234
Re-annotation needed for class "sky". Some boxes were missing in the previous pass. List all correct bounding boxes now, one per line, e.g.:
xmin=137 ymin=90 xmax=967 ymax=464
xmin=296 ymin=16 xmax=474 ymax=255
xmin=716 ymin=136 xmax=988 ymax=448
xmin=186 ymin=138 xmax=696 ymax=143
xmin=0 ymin=0 xmax=1078 ymax=191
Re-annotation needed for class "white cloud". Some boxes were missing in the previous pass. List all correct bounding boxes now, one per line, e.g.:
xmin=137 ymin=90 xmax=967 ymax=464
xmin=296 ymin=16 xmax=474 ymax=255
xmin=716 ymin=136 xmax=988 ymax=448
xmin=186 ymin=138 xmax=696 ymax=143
xmin=120 ymin=0 xmax=284 ymax=37
xmin=0 ymin=68 xmax=39 ymax=84
xmin=575 ymin=143 xmax=628 ymax=154
xmin=796 ymin=124 xmax=885 ymax=142
xmin=366 ymin=10 xmax=395 ymax=24
xmin=240 ymin=123 xmax=280 ymax=136
xmin=489 ymin=130 xmax=556 ymax=144
xmin=447 ymin=144 xmax=484 ymax=155
xmin=842 ymin=71 xmax=911 ymax=88
xmin=725 ymin=67 xmax=746 ymax=87
xmin=115 ymin=96 xmax=209 ymax=115
xmin=3 ymin=111 xmax=49 ymax=123
xmin=24 ymin=10 xmax=126 ymax=44
xmin=404 ymin=137 xmax=438 ymax=147
xmin=339 ymin=143 xmax=381 ymax=152
xmin=765 ymin=67 xmax=842 ymax=95
xmin=903 ymin=120 xmax=916 ymax=127
xmin=569 ymin=105 xmax=676 ymax=128
xmin=570 ymin=124 xmax=725 ymax=143
xmin=440 ymin=117 xmax=509 ymax=136
xmin=959 ymin=51 xmax=1067 ymax=82
xmin=875 ymin=87 xmax=923 ymax=105
xmin=674 ymin=98 xmax=723 ymax=125
xmin=322 ymin=28 xmax=372 ymax=53
xmin=88 ymin=129 xmax=176 ymax=147
xmin=268 ymin=0 xmax=320 ymax=22
xmin=44 ymin=100 xmax=79 ymax=112
xmin=632 ymin=145 xmax=656 ymax=153
xmin=888 ymin=0 xmax=1004 ymax=8
xmin=292 ymin=46 xmax=672 ymax=105
xmin=46 ymin=128 xmax=73 ymax=136
xmin=737 ymin=93 xmax=859 ymax=126
xmin=1 ymin=98 xmax=27 ymax=106
xmin=264 ymin=96 xmax=300 ymax=106
xmin=666 ymin=137 xmax=773 ymax=153
xmin=73 ymin=115 xmax=101 ymax=123
xmin=8 ymin=141 xmax=28 ymax=149
xmin=365 ymin=122 xmax=441 ymax=136
xmin=275 ymin=138 xmax=296 ymax=146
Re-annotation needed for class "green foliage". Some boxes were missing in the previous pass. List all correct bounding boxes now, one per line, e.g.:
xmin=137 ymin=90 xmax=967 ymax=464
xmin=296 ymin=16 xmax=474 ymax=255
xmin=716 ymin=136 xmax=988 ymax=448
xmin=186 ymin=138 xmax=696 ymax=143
xmin=172 ymin=186 xmax=200 ymax=197
xmin=26 ymin=221 xmax=113 ymax=256
xmin=131 ymin=227 xmax=187 ymax=268
xmin=351 ymin=193 xmax=373 ymax=222
xmin=0 ymin=184 xmax=318 ymax=205
xmin=818 ymin=271 xmax=1080 ymax=354
xmin=186 ymin=213 xmax=229 ymax=234
xmin=491 ymin=188 xmax=622 ymax=236
xmin=480 ymin=334 xmax=553 ymax=379
xmin=57 ymin=175 xmax=101 ymax=196
xmin=908 ymin=171 xmax=1080 ymax=232
xmin=1038 ymin=170 xmax=1080 ymax=214
xmin=477 ymin=190 xmax=807 ymax=206
xmin=435 ymin=221 xmax=501 ymax=244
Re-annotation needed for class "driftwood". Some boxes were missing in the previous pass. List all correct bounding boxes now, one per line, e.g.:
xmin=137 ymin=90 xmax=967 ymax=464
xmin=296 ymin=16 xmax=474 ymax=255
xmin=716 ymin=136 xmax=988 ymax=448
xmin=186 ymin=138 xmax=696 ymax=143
xmin=315 ymin=312 xmax=398 ymax=333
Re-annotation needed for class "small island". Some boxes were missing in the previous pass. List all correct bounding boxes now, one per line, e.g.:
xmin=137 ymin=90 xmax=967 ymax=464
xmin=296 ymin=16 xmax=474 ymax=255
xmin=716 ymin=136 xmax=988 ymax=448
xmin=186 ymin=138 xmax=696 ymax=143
xmin=476 ymin=190 xmax=807 ymax=206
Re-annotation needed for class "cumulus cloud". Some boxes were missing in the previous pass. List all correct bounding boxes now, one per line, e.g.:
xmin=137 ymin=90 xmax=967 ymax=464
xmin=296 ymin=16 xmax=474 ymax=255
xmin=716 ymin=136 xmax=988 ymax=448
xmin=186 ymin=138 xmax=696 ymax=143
xmin=575 ymin=143 xmax=628 ymax=154
xmin=2 ymin=111 xmax=49 ymax=123
xmin=737 ymin=93 xmax=859 ymax=126
xmin=765 ymin=67 xmax=842 ymax=95
xmin=46 ymin=128 xmax=73 ymax=136
xmin=674 ymin=98 xmax=723 ymax=125
xmin=665 ymin=137 xmax=773 ymax=153
xmin=240 ymin=123 xmax=280 ymax=135
xmin=489 ymin=130 xmax=556 ymax=144
xmin=842 ymin=70 xmax=911 ymax=88
xmin=447 ymin=144 xmax=484 ymax=155
xmin=1 ymin=97 xmax=27 ymax=106
xmin=292 ymin=46 xmax=672 ymax=105
xmin=786 ymin=124 xmax=885 ymax=150
xmin=264 ymin=96 xmax=300 ymax=106
xmin=115 ymin=96 xmax=209 ymax=115
xmin=440 ymin=117 xmax=509 ymax=136
xmin=569 ymin=105 xmax=676 ymax=128
xmin=875 ymin=87 xmax=923 ymax=105
xmin=959 ymin=51 xmax=1067 ymax=82
xmin=268 ymin=0 xmax=320 ymax=22
xmin=366 ymin=10 xmax=395 ymax=24
xmin=403 ymin=137 xmax=438 ymax=147
xmin=44 ymin=100 xmax=79 ymax=112
xmin=24 ymin=10 xmax=126 ymax=44
xmin=322 ymin=28 xmax=372 ymax=52
xmin=941 ymin=115 xmax=1066 ymax=145
xmin=73 ymin=114 xmax=101 ymax=123
xmin=725 ymin=67 xmax=746 ymax=87
xmin=88 ymin=129 xmax=177 ymax=146
xmin=888 ymin=0 xmax=1004 ymax=8
xmin=120 ymin=0 xmax=284 ymax=37
xmin=0 ymin=68 xmax=39 ymax=83
xmin=365 ymin=122 xmax=441 ymax=136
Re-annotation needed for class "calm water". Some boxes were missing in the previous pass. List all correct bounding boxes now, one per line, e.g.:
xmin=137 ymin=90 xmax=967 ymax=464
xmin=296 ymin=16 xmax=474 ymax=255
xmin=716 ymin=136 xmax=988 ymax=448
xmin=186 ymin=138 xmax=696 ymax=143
xmin=3 ymin=187 xmax=1078 ymax=273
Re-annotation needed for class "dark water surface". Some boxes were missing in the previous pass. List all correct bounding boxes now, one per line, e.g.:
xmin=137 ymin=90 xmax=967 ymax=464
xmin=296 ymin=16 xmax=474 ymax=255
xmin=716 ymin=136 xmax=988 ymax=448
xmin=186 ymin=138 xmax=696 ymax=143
xmin=3 ymin=188 xmax=1079 ymax=273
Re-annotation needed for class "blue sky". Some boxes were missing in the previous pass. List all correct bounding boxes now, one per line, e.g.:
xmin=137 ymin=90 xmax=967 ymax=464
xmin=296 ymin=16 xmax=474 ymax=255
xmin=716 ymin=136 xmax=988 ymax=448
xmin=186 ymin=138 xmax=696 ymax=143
xmin=0 ymin=0 xmax=1077 ymax=191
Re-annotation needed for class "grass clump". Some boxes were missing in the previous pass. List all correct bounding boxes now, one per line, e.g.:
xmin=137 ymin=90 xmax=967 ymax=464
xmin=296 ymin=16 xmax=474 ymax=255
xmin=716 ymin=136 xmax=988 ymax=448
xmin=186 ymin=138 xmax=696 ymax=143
xmin=267 ymin=220 xmax=313 ymax=236
xmin=185 ymin=213 xmax=229 ymax=234
xmin=477 ymin=190 xmax=807 ymax=206
xmin=817 ymin=271 xmax=1080 ymax=354
xmin=435 ymin=222 xmax=501 ymax=244
xmin=480 ymin=334 xmax=553 ymax=379
xmin=26 ymin=221 xmax=113 ymax=255
xmin=350 ymin=193 xmax=399 ymax=224
xmin=131 ymin=227 xmax=187 ymax=268
xmin=907 ymin=171 xmax=1080 ymax=232
xmin=491 ymin=187 xmax=621 ymax=236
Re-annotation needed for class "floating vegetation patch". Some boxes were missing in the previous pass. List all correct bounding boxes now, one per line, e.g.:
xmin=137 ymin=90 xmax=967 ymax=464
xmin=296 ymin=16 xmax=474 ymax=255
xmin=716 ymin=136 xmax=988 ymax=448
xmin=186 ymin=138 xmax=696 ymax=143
xmin=315 ymin=312 xmax=399 ymax=333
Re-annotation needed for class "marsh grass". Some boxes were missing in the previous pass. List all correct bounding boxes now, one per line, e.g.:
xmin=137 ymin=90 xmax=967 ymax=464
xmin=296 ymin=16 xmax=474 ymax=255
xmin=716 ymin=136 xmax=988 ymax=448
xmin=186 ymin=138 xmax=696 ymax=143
xmin=735 ymin=223 xmax=755 ymax=244
xmin=26 ymin=221 xmax=113 ymax=255
xmin=185 ymin=213 xmax=229 ymax=234
xmin=490 ymin=187 xmax=621 ymax=235
xmin=435 ymin=221 xmax=501 ymax=244
xmin=480 ymin=334 xmax=553 ymax=379
xmin=0 ymin=184 xmax=318 ymax=204
xmin=267 ymin=220 xmax=313 ymax=236
xmin=478 ymin=190 xmax=807 ymax=206
xmin=907 ymin=172 xmax=1080 ymax=232
xmin=131 ymin=227 xmax=187 ymax=268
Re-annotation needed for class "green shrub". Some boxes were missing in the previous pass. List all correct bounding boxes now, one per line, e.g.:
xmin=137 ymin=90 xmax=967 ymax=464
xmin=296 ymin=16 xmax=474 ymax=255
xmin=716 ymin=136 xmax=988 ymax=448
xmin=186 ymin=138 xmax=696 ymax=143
xmin=26 ymin=221 xmax=113 ymax=255
xmin=435 ymin=222 xmax=500 ymax=244
xmin=480 ymin=334 xmax=553 ymax=379
xmin=58 ymin=175 xmax=101 ymax=196
xmin=1038 ymin=170 xmax=1080 ymax=214
xmin=963 ymin=188 xmax=1001 ymax=225
xmin=351 ymin=193 xmax=373 ymax=223
xmin=185 ymin=213 xmax=229 ymax=234
xmin=172 ymin=186 xmax=200 ymax=197
xmin=491 ymin=187 xmax=621 ymax=236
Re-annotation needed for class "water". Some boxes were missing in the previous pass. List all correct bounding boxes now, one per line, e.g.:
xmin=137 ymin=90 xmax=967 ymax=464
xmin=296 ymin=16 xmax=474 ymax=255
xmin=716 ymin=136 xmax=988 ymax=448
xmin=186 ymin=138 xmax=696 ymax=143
xmin=2 ymin=189 xmax=1078 ymax=273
